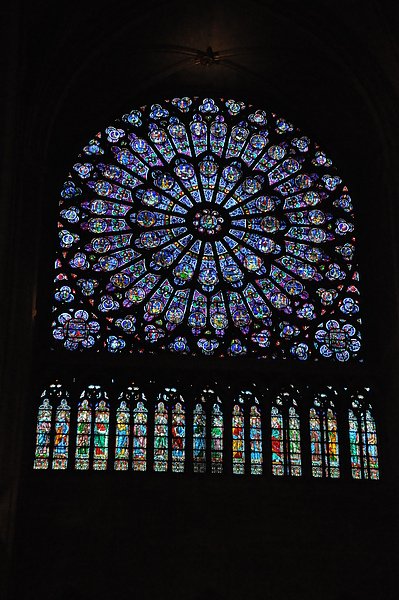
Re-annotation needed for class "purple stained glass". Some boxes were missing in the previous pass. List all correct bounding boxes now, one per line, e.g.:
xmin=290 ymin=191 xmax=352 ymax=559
xmin=53 ymin=98 xmax=361 ymax=360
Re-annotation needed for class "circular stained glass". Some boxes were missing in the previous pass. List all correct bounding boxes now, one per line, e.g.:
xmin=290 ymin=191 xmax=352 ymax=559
xmin=53 ymin=97 xmax=361 ymax=360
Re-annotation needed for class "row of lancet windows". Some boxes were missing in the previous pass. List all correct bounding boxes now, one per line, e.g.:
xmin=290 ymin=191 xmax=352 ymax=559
xmin=33 ymin=384 xmax=379 ymax=479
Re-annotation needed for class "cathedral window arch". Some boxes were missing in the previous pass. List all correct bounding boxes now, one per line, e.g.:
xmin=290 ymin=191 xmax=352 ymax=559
xmin=348 ymin=388 xmax=379 ymax=480
xmin=32 ymin=97 xmax=380 ymax=480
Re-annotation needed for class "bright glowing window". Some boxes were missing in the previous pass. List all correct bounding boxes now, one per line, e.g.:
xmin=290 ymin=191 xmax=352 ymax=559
xmin=34 ymin=396 xmax=53 ymax=470
xmin=75 ymin=399 xmax=92 ymax=470
xmin=211 ymin=401 xmax=224 ymax=473
xmin=310 ymin=392 xmax=339 ymax=478
xmin=93 ymin=400 xmax=110 ymax=470
xmin=133 ymin=399 xmax=148 ymax=472
xmin=171 ymin=401 xmax=185 ymax=472
xmin=349 ymin=389 xmax=379 ymax=479
xmin=154 ymin=393 xmax=169 ymax=472
xmin=271 ymin=390 xmax=302 ymax=476
xmin=249 ymin=405 xmax=263 ymax=475
xmin=32 ymin=382 xmax=379 ymax=477
xmin=52 ymin=97 xmax=361 ymax=362
xmin=232 ymin=404 xmax=245 ymax=474
xmin=114 ymin=400 xmax=130 ymax=471
xmin=193 ymin=402 xmax=206 ymax=473
xmin=52 ymin=398 xmax=71 ymax=470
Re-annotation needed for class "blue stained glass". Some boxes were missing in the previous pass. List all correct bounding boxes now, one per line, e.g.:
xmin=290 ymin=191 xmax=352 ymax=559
xmin=310 ymin=394 xmax=340 ymax=478
xmin=115 ymin=401 xmax=130 ymax=471
xmin=172 ymin=402 xmax=186 ymax=472
xmin=93 ymin=400 xmax=110 ymax=470
xmin=52 ymin=399 xmax=71 ymax=470
xmin=133 ymin=400 xmax=148 ymax=472
xmin=211 ymin=402 xmax=224 ymax=473
xmin=54 ymin=97 xmax=360 ymax=360
xmin=75 ymin=399 xmax=92 ymax=470
xmin=34 ymin=398 xmax=53 ymax=470
xmin=190 ymin=117 xmax=207 ymax=155
xmin=349 ymin=391 xmax=379 ymax=480
xmin=250 ymin=405 xmax=263 ymax=475
xmin=193 ymin=403 xmax=206 ymax=473
xmin=154 ymin=402 xmax=168 ymax=472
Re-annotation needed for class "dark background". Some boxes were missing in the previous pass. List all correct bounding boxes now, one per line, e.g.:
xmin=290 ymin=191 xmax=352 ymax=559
xmin=1 ymin=1 xmax=399 ymax=598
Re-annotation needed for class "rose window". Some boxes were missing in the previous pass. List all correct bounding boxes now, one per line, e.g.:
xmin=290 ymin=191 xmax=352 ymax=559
xmin=53 ymin=97 xmax=361 ymax=360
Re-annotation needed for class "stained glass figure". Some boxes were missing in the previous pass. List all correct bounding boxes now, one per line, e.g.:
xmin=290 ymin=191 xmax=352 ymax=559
xmin=154 ymin=402 xmax=168 ymax=472
xmin=232 ymin=404 xmax=245 ymax=474
xmin=236 ymin=389 xmax=263 ymax=474
xmin=249 ymin=405 xmax=263 ymax=475
xmin=348 ymin=407 xmax=361 ymax=479
xmin=75 ymin=384 xmax=107 ymax=470
xmin=34 ymin=383 xmax=69 ymax=470
xmin=271 ymin=406 xmax=284 ymax=476
xmin=114 ymin=400 xmax=130 ymax=470
xmin=171 ymin=402 xmax=185 ymax=472
xmin=93 ymin=400 xmax=110 ymax=470
xmin=53 ymin=97 xmax=361 ymax=362
xmin=118 ymin=384 xmax=148 ymax=471
xmin=211 ymin=401 xmax=223 ymax=473
xmin=310 ymin=392 xmax=339 ymax=478
xmin=193 ymin=403 xmax=206 ymax=473
xmin=34 ymin=398 xmax=53 ymax=470
xmin=133 ymin=401 xmax=148 ymax=472
xmin=349 ymin=390 xmax=379 ymax=479
xmin=75 ymin=399 xmax=92 ymax=470
xmin=52 ymin=398 xmax=71 ymax=470
xmin=364 ymin=409 xmax=379 ymax=480
xmin=271 ymin=390 xmax=302 ymax=476
xmin=288 ymin=405 xmax=302 ymax=476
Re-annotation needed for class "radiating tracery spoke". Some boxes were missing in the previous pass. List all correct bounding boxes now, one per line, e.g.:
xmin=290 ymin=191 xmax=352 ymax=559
xmin=53 ymin=97 xmax=361 ymax=359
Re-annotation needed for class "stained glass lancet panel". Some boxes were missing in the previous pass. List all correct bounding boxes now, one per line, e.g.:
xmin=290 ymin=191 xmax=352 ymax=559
xmin=364 ymin=409 xmax=379 ymax=479
xmin=250 ymin=405 xmax=263 ymax=475
xmin=119 ymin=385 xmax=148 ymax=471
xmin=52 ymin=398 xmax=71 ymax=470
xmin=115 ymin=400 xmax=130 ymax=470
xmin=349 ymin=390 xmax=379 ymax=480
xmin=271 ymin=405 xmax=284 ymax=476
xmin=133 ymin=400 xmax=148 ymax=472
xmin=237 ymin=389 xmax=263 ymax=475
xmin=364 ymin=408 xmax=379 ymax=479
xmin=53 ymin=97 xmax=362 ymax=363
xmin=271 ymin=390 xmax=302 ymax=476
xmin=75 ymin=399 xmax=92 ymax=470
xmin=326 ymin=407 xmax=339 ymax=478
xmin=211 ymin=400 xmax=224 ymax=474
xmin=288 ymin=404 xmax=301 ymax=476
xmin=172 ymin=401 xmax=185 ymax=472
xmin=154 ymin=402 xmax=168 ymax=471
xmin=193 ymin=403 xmax=206 ymax=473
xmin=154 ymin=399 xmax=168 ymax=472
xmin=34 ymin=383 xmax=70 ymax=470
xmin=34 ymin=391 xmax=54 ymax=470
xmin=310 ymin=393 xmax=340 ymax=478
xmin=310 ymin=405 xmax=323 ymax=477
xmin=93 ymin=400 xmax=110 ymax=470
xmin=75 ymin=384 xmax=107 ymax=470
xmin=232 ymin=404 xmax=245 ymax=474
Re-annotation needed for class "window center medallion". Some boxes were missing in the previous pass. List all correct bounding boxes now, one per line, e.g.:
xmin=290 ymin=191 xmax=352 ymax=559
xmin=193 ymin=208 xmax=224 ymax=236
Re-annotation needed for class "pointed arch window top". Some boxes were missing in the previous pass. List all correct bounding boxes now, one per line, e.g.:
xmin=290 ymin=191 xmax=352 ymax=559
xmin=53 ymin=97 xmax=361 ymax=361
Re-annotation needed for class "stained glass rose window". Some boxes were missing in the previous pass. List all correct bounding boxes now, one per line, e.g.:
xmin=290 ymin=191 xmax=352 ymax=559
xmin=53 ymin=97 xmax=361 ymax=360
